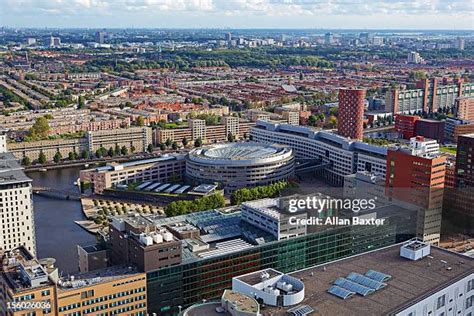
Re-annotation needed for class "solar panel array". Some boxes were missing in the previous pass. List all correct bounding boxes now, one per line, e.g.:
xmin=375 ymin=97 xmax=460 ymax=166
xmin=346 ymin=272 xmax=387 ymax=290
xmin=365 ymin=269 xmax=392 ymax=282
xmin=287 ymin=304 xmax=315 ymax=316
xmin=328 ymin=285 xmax=355 ymax=300
xmin=334 ymin=278 xmax=374 ymax=296
xmin=328 ymin=269 xmax=390 ymax=300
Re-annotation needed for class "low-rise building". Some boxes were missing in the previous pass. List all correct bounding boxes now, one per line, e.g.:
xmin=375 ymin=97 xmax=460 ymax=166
xmin=0 ymin=246 xmax=147 ymax=316
xmin=80 ymin=155 xmax=186 ymax=194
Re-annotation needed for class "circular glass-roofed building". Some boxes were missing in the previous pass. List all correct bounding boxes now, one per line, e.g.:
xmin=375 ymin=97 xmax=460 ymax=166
xmin=186 ymin=142 xmax=294 ymax=192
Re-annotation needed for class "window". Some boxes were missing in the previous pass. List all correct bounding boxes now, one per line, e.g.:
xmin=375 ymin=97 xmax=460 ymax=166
xmin=437 ymin=295 xmax=446 ymax=309
xmin=468 ymin=279 xmax=474 ymax=292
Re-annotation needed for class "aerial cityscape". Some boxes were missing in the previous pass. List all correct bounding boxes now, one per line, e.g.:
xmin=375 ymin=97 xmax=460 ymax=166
xmin=0 ymin=1 xmax=473 ymax=316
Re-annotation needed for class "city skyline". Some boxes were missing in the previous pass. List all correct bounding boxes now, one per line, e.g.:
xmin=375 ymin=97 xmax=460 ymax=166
xmin=1 ymin=0 xmax=473 ymax=30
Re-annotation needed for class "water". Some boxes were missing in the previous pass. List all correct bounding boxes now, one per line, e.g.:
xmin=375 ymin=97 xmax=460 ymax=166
xmin=27 ymin=167 xmax=95 ymax=274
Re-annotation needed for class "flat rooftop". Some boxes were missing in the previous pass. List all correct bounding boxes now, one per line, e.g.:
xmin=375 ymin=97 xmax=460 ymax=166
xmin=57 ymin=265 xmax=143 ymax=293
xmin=263 ymin=244 xmax=474 ymax=315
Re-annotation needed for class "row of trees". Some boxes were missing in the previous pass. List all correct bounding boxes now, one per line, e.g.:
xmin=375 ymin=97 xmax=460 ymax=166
xmin=230 ymin=181 xmax=291 ymax=205
xmin=164 ymin=193 xmax=225 ymax=217
xmin=21 ymin=144 xmax=141 ymax=165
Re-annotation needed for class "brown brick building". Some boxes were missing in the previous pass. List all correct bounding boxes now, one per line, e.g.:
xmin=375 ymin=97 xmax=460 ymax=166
xmin=337 ymin=88 xmax=365 ymax=140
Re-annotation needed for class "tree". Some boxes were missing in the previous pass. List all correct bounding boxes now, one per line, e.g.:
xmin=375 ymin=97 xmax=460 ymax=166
xmin=182 ymin=137 xmax=189 ymax=147
xmin=135 ymin=116 xmax=145 ymax=127
xmin=194 ymin=137 xmax=203 ymax=147
xmin=95 ymin=149 xmax=103 ymax=158
xmin=130 ymin=145 xmax=136 ymax=153
xmin=68 ymin=152 xmax=75 ymax=161
xmin=243 ymin=132 xmax=248 ymax=140
xmin=38 ymin=152 xmax=47 ymax=164
xmin=78 ymin=95 xmax=86 ymax=109
xmin=22 ymin=156 xmax=31 ymax=166
xmin=159 ymin=143 xmax=166 ymax=151
xmin=29 ymin=117 xmax=50 ymax=139
xmin=80 ymin=150 xmax=88 ymax=159
xmin=172 ymin=141 xmax=178 ymax=150
xmin=308 ymin=115 xmax=317 ymax=126
xmin=121 ymin=146 xmax=128 ymax=155
xmin=227 ymin=133 xmax=235 ymax=142
xmin=327 ymin=115 xmax=338 ymax=128
xmin=165 ymin=138 xmax=172 ymax=147
xmin=53 ymin=151 xmax=62 ymax=163
xmin=108 ymin=147 xmax=115 ymax=157
xmin=115 ymin=144 xmax=121 ymax=156
xmin=147 ymin=144 xmax=154 ymax=153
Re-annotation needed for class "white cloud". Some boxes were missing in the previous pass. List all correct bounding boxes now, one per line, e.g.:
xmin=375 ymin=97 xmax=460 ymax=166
xmin=1 ymin=0 xmax=473 ymax=28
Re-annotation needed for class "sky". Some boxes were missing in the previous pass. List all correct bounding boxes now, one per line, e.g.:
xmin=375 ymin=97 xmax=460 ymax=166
xmin=1 ymin=0 xmax=473 ymax=30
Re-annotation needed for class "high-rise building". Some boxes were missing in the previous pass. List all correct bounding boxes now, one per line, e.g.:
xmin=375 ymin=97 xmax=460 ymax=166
xmin=407 ymin=51 xmax=424 ymax=64
xmin=448 ymin=134 xmax=474 ymax=232
xmin=455 ymin=37 xmax=465 ymax=50
xmin=225 ymin=32 xmax=232 ymax=41
xmin=49 ymin=36 xmax=61 ymax=47
xmin=337 ymin=88 xmax=366 ymax=140
xmin=0 ymin=129 xmax=36 ymax=255
xmin=386 ymin=144 xmax=446 ymax=244
xmin=324 ymin=32 xmax=333 ymax=45
xmin=95 ymin=31 xmax=106 ymax=44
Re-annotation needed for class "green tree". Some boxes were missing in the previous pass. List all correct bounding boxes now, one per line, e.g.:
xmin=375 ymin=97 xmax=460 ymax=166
xmin=81 ymin=150 xmax=89 ymax=159
xmin=194 ymin=137 xmax=203 ymax=147
xmin=172 ymin=141 xmax=178 ymax=150
xmin=108 ymin=147 xmax=115 ymax=157
xmin=22 ymin=156 xmax=31 ymax=166
xmin=147 ymin=144 xmax=154 ymax=153
xmin=136 ymin=116 xmax=145 ymax=127
xmin=114 ymin=144 xmax=121 ymax=156
xmin=38 ymin=152 xmax=47 ymax=164
xmin=227 ymin=133 xmax=235 ymax=142
xmin=327 ymin=115 xmax=338 ymax=128
xmin=182 ymin=137 xmax=189 ymax=147
xmin=29 ymin=117 xmax=50 ymax=139
xmin=78 ymin=95 xmax=86 ymax=109
xmin=308 ymin=115 xmax=317 ymax=126
xmin=68 ymin=152 xmax=75 ymax=161
xmin=121 ymin=146 xmax=128 ymax=155
xmin=130 ymin=145 xmax=136 ymax=153
xmin=53 ymin=151 xmax=62 ymax=163
xmin=165 ymin=138 xmax=172 ymax=147
xmin=96 ymin=149 xmax=103 ymax=158
xmin=159 ymin=143 xmax=166 ymax=151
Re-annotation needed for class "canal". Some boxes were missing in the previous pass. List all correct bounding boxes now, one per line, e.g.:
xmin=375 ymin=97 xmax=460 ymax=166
xmin=27 ymin=166 xmax=95 ymax=274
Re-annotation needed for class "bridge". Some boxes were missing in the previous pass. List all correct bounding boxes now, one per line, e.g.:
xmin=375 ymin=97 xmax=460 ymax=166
xmin=295 ymin=158 xmax=331 ymax=174
xmin=32 ymin=186 xmax=82 ymax=200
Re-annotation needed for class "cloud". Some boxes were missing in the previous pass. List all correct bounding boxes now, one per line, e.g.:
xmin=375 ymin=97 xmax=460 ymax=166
xmin=1 ymin=0 xmax=473 ymax=28
xmin=3 ymin=0 xmax=473 ymax=16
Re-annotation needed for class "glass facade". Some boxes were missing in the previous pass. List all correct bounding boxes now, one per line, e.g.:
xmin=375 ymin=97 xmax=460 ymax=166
xmin=146 ymin=221 xmax=398 ymax=315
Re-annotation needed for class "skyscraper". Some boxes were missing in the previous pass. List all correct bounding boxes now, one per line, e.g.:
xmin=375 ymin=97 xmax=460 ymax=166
xmin=0 ymin=129 xmax=36 ymax=255
xmin=337 ymin=88 xmax=366 ymax=140
xmin=95 ymin=31 xmax=106 ymax=44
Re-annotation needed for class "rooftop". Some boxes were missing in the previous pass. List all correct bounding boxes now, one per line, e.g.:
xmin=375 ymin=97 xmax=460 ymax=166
xmin=263 ymin=243 xmax=474 ymax=315
xmin=0 ymin=152 xmax=32 ymax=185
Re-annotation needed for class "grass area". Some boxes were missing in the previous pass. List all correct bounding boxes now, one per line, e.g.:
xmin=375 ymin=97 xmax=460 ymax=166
xmin=440 ymin=146 xmax=457 ymax=155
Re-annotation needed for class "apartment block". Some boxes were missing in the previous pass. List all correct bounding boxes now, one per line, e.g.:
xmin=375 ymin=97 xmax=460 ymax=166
xmin=386 ymin=78 xmax=474 ymax=114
